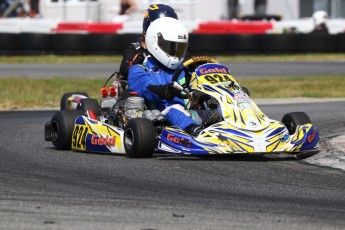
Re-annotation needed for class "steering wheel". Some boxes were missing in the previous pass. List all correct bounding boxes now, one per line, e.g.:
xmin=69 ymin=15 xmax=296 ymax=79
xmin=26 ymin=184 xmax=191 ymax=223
xmin=172 ymin=56 xmax=218 ymax=86
xmin=171 ymin=56 xmax=218 ymax=99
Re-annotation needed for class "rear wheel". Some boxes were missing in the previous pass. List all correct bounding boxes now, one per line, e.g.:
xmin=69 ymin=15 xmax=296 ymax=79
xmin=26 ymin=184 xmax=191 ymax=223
xmin=50 ymin=110 xmax=84 ymax=150
xmin=77 ymin=98 xmax=100 ymax=116
xmin=282 ymin=112 xmax=312 ymax=135
xmin=60 ymin=92 xmax=88 ymax=110
xmin=124 ymin=118 xmax=156 ymax=158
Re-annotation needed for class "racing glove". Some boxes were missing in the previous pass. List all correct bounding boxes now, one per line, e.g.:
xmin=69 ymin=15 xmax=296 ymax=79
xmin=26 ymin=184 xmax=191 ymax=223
xmin=148 ymin=83 xmax=181 ymax=101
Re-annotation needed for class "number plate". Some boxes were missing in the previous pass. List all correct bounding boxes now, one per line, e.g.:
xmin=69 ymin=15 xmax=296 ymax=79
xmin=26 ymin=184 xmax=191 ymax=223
xmin=72 ymin=124 xmax=89 ymax=150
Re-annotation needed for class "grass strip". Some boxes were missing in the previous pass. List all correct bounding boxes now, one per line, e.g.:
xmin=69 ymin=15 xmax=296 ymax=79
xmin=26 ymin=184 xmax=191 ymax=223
xmin=0 ymin=75 xmax=344 ymax=111
xmin=0 ymin=55 xmax=122 ymax=64
xmin=0 ymin=53 xmax=344 ymax=63
xmin=0 ymin=78 xmax=101 ymax=110
xmin=239 ymin=75 xmax=345 ymax=98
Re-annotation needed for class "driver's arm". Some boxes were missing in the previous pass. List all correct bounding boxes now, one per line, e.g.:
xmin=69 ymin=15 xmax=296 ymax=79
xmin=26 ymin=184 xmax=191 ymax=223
xmin=128 ymin=65 xmax=164 ymax=102
xmin=128 ymin=65 xmax=183 ymax=102
xmin=120 ymin=43 xmax=145 ymax=78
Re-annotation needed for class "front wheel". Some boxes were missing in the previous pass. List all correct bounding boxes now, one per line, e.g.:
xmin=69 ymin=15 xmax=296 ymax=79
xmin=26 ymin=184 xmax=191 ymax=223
xmin=124 ymin=118 xmax=156 ymax=158
xmin=242 ymin=86 xmax=250 ymax=97
xmin=50 ymin=110 xmax=85 ymax=150
xmin=282 ymin=112 xmax=312 ymax=135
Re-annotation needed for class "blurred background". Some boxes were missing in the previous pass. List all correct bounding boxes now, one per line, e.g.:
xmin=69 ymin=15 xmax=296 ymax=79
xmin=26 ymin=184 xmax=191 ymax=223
xmin=0 ymin=0 xmax=344 ymax=54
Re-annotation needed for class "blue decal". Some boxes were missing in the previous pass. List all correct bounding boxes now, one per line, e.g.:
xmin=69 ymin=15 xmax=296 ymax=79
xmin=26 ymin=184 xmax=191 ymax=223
xmin=300 ymin=128 xmax=319 ymax=151
xmin=216 ymin=85 xmax=234 ymax=97
xmin=203 ymin=85 xmax=218 ymax=93
xmin=280 ymin=134 xmax=289 ymax=142
xmin=75 ymin=116 xmax=86 ymax=125
xmin=159 ymin=129 xmax=217 ymax=155
xmin=267 ymin=127 xmax=285 ymax=137
xmin=220 ymin=129 xmax=251 ymax=138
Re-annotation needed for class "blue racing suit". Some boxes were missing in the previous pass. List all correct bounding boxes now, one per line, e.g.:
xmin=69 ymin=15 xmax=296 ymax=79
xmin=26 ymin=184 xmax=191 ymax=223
xmin=128 ymin=57 xmax=198 ymax=131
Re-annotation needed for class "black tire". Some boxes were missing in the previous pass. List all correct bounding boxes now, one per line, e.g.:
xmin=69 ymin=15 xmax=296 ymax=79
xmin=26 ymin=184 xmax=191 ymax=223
xmin=50 ymin=110 xmax=84 ymax=150
xmin=77 ymin=98 xmax=100 ymax=116
xmin=282 ymin=112 xmax=312 ymax=135
xmin=242 ymin=86 xmax=250 ymax=97
xmin=60 ymin=92 xmax=88 ymax=110
xmin=124 ymin=118 xmax=156 ymax=158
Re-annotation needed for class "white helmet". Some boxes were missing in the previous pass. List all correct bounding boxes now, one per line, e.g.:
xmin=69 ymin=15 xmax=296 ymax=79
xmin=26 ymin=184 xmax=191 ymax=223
xmin=145 ymin=17 xmax=188 ymax=70
xmin=312 ymin=11 xmax=328 ymax=26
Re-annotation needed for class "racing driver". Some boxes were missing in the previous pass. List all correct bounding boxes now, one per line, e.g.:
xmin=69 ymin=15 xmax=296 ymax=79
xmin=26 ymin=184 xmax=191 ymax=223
xmin=127 ymin=17 xmax=202 ymax=134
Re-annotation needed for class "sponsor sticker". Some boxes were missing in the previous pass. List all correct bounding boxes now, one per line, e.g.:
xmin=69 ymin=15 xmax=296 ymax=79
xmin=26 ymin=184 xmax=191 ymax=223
xmin=308 ymin=131 xmax=317 ymax=143
xmin=91 ymin=135 xmax=116 ymax=146
xmin=167 ymin=133 xmax=191 ymax=147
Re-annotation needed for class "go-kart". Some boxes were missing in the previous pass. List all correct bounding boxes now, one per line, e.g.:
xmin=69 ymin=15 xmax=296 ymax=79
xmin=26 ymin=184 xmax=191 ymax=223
xmin=44 ymin=56 xmax=319 ymax=158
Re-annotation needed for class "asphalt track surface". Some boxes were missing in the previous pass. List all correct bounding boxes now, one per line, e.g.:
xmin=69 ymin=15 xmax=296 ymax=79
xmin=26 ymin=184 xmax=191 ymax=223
xmin=1 ymin=62 xmax=345 ymax=229
xmin=1 ymin=103 xmax=345 ymax=229
xmin=0 ymin=61 xmax=345 ymax=78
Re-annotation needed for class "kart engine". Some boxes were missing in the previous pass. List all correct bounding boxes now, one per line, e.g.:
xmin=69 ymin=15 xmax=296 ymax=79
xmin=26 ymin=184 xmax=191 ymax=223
xmin=107 ymin=96 xmax=165 ymax=129
xmin=124 ymin=97 xmax=145 ymax=118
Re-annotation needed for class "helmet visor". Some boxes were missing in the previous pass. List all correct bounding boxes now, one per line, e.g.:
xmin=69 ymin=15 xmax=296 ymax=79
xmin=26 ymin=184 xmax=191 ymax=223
xmin=158 ymin=35 xmax=187 ymax=59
